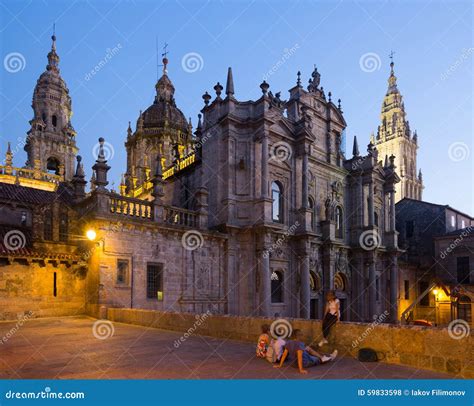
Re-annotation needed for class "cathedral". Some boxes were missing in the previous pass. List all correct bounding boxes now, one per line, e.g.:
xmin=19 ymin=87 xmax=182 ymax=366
xmin=1 ymin=34 xmax=429 ymax=324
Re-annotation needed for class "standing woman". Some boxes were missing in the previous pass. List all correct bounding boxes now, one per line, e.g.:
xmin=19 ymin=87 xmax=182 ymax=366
xmin=318 ymin=290 xmax=340 ymax=347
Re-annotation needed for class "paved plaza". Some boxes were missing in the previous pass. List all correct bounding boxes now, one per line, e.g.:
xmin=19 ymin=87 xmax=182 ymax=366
xmin=0 ymin=316 xmax=454 ymax=380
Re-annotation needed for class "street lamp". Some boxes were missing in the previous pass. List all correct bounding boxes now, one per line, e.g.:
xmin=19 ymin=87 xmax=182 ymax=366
xmin=86 ymin=229 xmax=97 ymax=241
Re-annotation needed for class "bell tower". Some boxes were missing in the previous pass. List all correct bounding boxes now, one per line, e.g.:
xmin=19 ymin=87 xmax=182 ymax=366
xmin=373 ymin=55 xmax=423 ymax=202
xmin=24 ymin=30 xmax=78 ymax=181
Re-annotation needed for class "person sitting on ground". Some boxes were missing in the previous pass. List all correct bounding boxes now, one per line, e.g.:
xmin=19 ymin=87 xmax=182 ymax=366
xmin=256 ymin=324 xmax=270 ymax=358
xmin=266 ymin=336 xmax=286 ymax=363
xmin=274 ymin=329 xmax=337 ymax=374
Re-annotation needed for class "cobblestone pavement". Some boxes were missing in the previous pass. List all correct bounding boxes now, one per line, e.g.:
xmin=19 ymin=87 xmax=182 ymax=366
xmin=0 ymin=316 xmax=455 ymax=379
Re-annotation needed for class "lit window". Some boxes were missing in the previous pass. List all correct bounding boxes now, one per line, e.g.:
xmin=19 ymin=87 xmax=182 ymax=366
xmin=147 ymin=263 xmax=163 ymax=300
xmin=451 ymin=215 xmax=455 ymax=228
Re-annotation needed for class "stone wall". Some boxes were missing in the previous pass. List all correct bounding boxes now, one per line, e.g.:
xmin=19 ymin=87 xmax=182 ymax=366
xmin=103 ymin=307 xmax=473 ymax=378
xmin=0 ymin=261 xmax=86 ymax=320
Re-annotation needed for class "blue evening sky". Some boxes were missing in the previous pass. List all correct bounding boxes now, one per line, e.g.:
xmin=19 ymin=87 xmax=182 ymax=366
xmin=0 ymin=0 xmax=472 ymax=214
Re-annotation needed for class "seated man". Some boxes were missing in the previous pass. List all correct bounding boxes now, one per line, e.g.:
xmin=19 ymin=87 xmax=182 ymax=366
xmin=273 ymin=329 xmax=337 ymax=374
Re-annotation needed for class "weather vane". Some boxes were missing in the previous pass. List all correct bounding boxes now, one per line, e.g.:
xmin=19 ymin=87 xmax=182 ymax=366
xmin=389 ymin=50 xmax=395 ymax=63
xmin=162 ymin=42 xmax=169 ymax=59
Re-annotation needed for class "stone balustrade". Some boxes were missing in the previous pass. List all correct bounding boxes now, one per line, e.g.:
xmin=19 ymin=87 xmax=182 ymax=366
xmin=164 ymin=206 xmax=198 ymax=227
xmin=108 ymin=195 xmax=152 ymax=219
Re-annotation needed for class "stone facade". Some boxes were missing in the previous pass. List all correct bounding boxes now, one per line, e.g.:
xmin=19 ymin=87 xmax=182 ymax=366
xmin=3 ymin=34 xmax=470 ymax=331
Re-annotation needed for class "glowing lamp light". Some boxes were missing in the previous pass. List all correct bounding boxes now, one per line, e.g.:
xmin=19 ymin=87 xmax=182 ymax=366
xmin=433 ymin=289 xmax=439 ymax=296
xmin=86 ymin=229 xmax=97 ymax=241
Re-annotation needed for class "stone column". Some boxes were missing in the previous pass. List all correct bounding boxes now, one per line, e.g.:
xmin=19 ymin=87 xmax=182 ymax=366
xmin=300 ymin=252 xmax=310 ymax=319
xmin=261 ymin=136 xmax=268 ymax=198
xmin=260 ymin=247 xmax=271 ymax=317
xmin=302 ymin=149 xmax=308 ymax=209
xmin=368 ymin=259 xmax=376 ymax=319
xmin=358 ymin=176 xmax=364 ymax=227
xmin=390 ymin=255 xmax=399 ymax=323
xmin=389 ymin=190 xmax=396 ymax=231
xmin=368 ymin=182 xmax=374 ymax=226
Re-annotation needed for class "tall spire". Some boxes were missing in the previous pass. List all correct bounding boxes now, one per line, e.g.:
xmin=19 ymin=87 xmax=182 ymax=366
xmin=225 ymin=67 xmax=234 ymax=98
xmin=46 ymin=24 xmax=59 ymax=73
xmin=387 ymin=51 xmax=398 ymax=95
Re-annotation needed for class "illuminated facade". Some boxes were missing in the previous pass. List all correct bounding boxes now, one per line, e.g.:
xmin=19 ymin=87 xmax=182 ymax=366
xmin=7 ymin=35 xmax=456 ymax=325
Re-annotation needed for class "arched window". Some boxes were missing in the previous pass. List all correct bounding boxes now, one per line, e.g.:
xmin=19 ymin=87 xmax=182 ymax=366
xmin=272 ymin=181 xmax=283 ymax=223
xmin=52 ymin=115 xmax=58 ymax=128
xmin=309 ymin=271 xmax=321 ymax=292
xmin=335 ymin=206 xmax=343 ymax=238
xmin=46 ymin=157 xmax=60 ymax=175
xmin=271 ymin=270 xmax=284 ymax=303
xmin=334 ymin=272 xmax=347 ymax=292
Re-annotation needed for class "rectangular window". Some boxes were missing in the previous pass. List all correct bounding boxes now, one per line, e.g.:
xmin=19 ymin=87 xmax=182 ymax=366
xmin=451 ymin=215 xmax=455 ymax=228
xmin=146 ymin=263 xmax=163 ymax=300
xmin=117 ymin=260 xmax=129 ymax=285
xmin=53 ymin=272 xmax=57 ymax=297
xmin=404 ymin=280 xmax=410 ymax=300
xmin=457 ymin=257 xmax=470 ymax=284
xmin=405 ymin=220 xmax=414 ymax=238
xmin=461 ymin=220 xmax=466 ymax=229
xmin=419 ymin=281 xmax=430 ymax=306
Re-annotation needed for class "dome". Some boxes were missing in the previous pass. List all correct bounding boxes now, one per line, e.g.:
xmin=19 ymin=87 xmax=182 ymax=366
xmin=139 ymin=69 xmax=188 ymax=133
xmin=141 ymin=99 xmax=188 ymax=131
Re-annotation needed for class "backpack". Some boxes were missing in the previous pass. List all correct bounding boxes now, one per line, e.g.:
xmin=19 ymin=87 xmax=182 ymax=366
xmin=358 ymin=348 xmax=380 ymax=362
